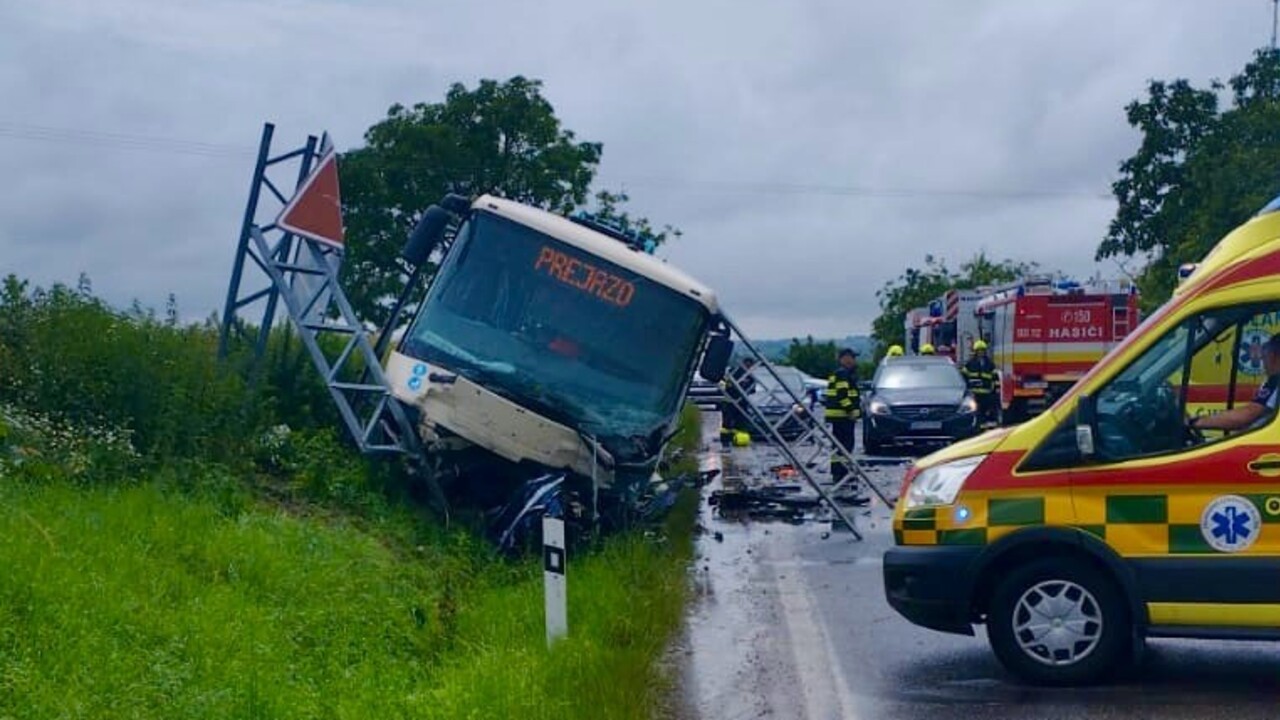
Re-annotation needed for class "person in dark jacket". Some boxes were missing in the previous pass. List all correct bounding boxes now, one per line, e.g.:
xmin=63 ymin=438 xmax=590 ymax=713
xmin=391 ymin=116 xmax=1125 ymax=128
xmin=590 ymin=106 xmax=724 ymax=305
xmin=825 ymin=348 xmax=861 ymax=483
xmin=962 ymin=339 xmax=998 ymax=426
xmin=1189 ymin=334 xmax=1280 ymax=432
xmin=720 ymin=357 xmax=757 ymax=447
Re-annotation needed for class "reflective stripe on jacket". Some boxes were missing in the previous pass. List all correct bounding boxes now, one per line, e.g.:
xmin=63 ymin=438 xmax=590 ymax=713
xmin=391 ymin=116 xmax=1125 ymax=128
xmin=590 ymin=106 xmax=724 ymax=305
xmin=825 ymin=366 xmax=861 ymax=419
xmin=962 ymin=356 xmax=997 ymax=395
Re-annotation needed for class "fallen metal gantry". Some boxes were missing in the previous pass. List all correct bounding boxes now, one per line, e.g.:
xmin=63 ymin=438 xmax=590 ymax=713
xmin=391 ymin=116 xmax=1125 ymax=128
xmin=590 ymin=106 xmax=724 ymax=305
xmin=711 ymin=317 xmax=901 ymax=540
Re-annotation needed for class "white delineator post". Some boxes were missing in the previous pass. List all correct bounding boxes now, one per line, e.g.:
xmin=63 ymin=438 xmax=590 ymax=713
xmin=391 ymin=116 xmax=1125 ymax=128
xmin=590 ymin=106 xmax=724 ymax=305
xmin=543 ymin=516 xmax=568 ymax=646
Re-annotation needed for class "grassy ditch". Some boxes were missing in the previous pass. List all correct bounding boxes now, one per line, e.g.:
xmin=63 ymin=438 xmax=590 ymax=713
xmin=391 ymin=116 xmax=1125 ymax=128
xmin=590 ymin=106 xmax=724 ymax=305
xmin=0 ymin=275 xmax=706 ymax=719
xmin=0 ymin=474 xmax=699 ymax=719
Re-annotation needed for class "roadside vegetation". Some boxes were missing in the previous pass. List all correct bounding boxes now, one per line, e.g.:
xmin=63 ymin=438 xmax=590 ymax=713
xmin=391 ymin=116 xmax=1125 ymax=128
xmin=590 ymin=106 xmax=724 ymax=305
xmin=0 ymin=275 xmax=702 ymax=719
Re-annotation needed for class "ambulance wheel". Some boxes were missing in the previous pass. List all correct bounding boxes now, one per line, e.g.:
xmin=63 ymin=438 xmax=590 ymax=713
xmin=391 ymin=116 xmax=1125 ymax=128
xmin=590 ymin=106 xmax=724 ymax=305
xmin=986 ymin=558 xmax=1129 ymax=686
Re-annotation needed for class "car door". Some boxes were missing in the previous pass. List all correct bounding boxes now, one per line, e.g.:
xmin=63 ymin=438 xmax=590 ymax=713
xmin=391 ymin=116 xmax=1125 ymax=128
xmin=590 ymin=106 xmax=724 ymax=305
xmin=1070 ymin=302 xmax=1280 ymax=629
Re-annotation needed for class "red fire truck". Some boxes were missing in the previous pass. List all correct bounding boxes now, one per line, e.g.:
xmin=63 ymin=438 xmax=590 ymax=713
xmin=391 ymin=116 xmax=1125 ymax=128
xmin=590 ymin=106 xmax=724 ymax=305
xmin=904 ymin=306 xmax=931 ymax=355
xmin=912 ymin=288 xmax=988 ymax=362
xmin=974 ymin=276 xmax=1139 ymax=422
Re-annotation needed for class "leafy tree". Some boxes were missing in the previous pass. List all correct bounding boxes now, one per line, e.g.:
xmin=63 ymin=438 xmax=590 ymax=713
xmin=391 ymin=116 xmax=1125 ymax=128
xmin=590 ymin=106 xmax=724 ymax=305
xmin=871 ymin=255 xmax=953 ymax=357
xmin=338 ymin=77 xmax=674 ymax=325
xmin=583 ymin=190 xmax=682 ymax=251
xmin=870 ymin=253 xmax=1034 ymax=355
xmin=1098 ymin=49 xmax=1280 ymax=309
xmin=958 ymin=253 xmax=1037 ymax=289
xmin=784 ymin=336 xmax=840 ymax=379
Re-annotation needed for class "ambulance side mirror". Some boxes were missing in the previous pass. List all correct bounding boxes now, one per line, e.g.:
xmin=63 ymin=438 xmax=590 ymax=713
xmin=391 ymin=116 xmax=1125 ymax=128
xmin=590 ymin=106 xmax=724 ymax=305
xmin=1076 ymin=394 xmax=1097 ymax=458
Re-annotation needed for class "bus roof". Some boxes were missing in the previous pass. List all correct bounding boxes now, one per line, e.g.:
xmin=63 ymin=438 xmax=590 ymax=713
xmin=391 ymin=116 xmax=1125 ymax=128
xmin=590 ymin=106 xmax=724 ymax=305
xmin=473 ymin=195 xmax=719 ymax=314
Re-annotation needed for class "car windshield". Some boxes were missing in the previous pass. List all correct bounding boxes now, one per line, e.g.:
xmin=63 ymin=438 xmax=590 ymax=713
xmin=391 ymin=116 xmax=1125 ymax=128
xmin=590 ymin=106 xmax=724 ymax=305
xmin=876 ymin=362 xmax=964 ymax=390
xmin=402 ymin=212 xmax=709 ymax=449
xmin=750 ymin=367 xmax=808 ymax=402
xmin=1102 ymin=306 xmax=1255 ymax=407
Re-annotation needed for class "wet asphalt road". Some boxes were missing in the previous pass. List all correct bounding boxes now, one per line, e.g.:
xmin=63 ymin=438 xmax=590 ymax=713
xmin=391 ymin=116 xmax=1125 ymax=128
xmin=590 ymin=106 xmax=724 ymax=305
xmin=681 ymin=412 xmax=1280 ymax=720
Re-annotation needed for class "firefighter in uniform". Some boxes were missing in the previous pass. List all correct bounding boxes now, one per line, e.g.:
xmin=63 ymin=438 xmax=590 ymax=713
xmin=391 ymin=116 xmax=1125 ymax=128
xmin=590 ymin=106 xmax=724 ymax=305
xmin=962 ymin=339 xmax=998 ymax=426
xmin=825 ymin=348 xmax=861 ymax=485
xmin=720 ymin=357 xmax=757 ymax=447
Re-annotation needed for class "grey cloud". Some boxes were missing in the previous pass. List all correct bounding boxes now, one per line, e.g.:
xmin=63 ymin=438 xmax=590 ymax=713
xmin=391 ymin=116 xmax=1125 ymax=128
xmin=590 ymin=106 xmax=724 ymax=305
xmin=0 ymin=0 xmax=1271 ymax=338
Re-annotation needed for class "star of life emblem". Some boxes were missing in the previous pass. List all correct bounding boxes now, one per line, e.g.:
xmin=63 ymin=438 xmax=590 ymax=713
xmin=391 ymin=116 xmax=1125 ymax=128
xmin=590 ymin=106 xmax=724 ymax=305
xmin=1200 ymin=495 xmax=1261 ymax=553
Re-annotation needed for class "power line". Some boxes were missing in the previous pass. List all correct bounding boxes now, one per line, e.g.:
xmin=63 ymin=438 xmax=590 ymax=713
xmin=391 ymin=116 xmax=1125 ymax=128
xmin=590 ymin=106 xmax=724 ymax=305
xmin=614 ymin=176 xmax=1112 ymax=201
xmin=0 ymin=120 xmax=1113 ymax=201
xmin=0 ymin=121 xmax=255 ymax=159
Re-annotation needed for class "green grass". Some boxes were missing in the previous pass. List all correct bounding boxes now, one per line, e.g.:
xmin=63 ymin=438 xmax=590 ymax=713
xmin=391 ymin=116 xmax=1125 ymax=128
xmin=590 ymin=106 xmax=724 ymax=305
xmin=0 ymin=276 xmax=706 ymax=719
xmin=0 ymin=408 xmax=704 ymax=720
xmin=667 ymin=403 xmax=703 ymax=478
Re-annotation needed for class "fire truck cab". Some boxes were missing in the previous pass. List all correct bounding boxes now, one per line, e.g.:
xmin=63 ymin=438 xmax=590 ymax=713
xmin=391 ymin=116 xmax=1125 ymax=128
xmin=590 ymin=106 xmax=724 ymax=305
xmin=975 ymin=277 xmax=1139 ymax=423
xmin=905 ymin=306 xmax=931 ymax=355
xmin=921 ymin=289 xmax=987 ymax=363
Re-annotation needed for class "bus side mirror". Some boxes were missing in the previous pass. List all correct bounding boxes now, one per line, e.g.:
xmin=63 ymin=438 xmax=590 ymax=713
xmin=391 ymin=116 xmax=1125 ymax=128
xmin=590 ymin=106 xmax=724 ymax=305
xmin=440 ymin=193 xmax=472 ymax=215
xmin=1076 ymin=394 xmax=1097 ymax=458
xmin=402 ymin=205 xmax=452 ymax=267
xmin=700 ymin=335 xmax=734 ymax=383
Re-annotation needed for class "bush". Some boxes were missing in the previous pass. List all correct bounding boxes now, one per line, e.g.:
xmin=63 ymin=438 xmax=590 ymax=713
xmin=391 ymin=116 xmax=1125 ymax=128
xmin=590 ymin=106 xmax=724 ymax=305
xmin=0 ymin=273 xmax=414 ymax=512
xmin=0 ymin=275 xmax=262 ymax=465
xmin=0 ymin=403 xmax=140 ymax=483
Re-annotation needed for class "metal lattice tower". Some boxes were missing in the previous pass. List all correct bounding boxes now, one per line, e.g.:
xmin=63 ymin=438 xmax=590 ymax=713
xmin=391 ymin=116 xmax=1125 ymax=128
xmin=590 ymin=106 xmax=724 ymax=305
xmin=716 ymin=317 xmax=898 ymax=540
xmin=217 ymin=123 xmax=423 ymax=460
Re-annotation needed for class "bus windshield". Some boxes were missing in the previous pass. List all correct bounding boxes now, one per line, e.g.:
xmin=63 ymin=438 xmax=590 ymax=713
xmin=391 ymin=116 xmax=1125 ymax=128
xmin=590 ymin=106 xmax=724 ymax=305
xmin=402 ymin=212 xmax=709 ymax=453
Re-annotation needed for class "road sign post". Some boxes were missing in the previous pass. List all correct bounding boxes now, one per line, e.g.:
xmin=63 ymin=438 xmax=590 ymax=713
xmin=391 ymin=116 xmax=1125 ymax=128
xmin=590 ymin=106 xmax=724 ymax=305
xmin=543 ymin=516 xmax=568 ymax=646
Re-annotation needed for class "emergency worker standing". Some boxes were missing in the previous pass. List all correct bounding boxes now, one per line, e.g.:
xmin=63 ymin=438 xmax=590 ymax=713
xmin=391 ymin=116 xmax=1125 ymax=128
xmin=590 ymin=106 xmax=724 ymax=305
xmin=825 ymin=348 xmax=861 ymax=483
xmin=962 ymin=340 xmax=998 ymax=426
xmin=720 ymin=357 xmax=757 ymax=447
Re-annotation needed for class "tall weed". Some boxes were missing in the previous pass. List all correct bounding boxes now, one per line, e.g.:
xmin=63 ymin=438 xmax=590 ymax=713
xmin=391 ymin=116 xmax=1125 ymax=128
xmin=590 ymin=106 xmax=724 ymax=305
xmin=0 ymin=275 xmax=260 ymax=464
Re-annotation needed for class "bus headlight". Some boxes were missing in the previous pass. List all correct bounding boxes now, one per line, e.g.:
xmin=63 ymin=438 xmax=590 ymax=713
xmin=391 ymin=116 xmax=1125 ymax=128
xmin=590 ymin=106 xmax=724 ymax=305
xmin=905 ymin=455 xmax=985 ymax=508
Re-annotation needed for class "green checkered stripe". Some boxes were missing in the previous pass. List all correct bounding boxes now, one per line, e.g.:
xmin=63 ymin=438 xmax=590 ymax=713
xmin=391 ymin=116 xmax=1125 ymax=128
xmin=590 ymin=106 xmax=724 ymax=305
xmin=1094 ymin=493 xmax=1280 ymax=554
xmin=895 ymin=493 xmax=1280 ymax=552
xmin=895 ymin=497 xmax=1047 ymax=546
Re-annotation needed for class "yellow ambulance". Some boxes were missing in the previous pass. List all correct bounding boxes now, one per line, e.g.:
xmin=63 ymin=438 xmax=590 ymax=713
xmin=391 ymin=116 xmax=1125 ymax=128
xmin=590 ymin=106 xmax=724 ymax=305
xmin=885 ymin=197 xmax=1280 ymax=685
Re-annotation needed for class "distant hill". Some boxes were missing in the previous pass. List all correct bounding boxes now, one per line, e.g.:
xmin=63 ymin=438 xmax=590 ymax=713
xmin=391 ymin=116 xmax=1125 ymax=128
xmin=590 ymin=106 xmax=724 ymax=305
xmin=742 ymin=335 xmax=876 ymax=361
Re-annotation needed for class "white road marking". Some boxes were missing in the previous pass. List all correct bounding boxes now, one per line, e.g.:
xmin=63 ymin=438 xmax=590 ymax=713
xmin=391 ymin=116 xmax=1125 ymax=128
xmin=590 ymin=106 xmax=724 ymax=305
xmin=764 ymin=556 xmax=884 ymax=568
xmin=774 ymin=562 xmax=861 ymax=720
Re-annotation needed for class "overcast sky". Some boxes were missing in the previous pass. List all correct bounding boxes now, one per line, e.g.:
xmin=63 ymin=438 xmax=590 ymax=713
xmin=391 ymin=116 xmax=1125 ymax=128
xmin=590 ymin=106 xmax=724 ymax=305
xmin=0 ymin=0 xmax=1273 ymax=338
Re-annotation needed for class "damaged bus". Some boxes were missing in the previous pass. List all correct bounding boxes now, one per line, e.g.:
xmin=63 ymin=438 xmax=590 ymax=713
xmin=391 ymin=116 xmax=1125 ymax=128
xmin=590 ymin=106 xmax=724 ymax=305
xmin=383 ymin=195 xmax=728 ymax=527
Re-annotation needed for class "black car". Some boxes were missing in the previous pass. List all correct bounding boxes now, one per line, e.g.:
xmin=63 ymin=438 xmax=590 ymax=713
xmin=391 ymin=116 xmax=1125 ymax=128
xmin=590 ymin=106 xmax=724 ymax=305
xmin=861 ymin=356 xmax=980 ymax=455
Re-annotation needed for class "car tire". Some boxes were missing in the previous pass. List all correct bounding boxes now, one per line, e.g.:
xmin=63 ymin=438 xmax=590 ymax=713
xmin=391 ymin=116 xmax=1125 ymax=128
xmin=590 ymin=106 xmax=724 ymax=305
xmin=862 ymin=431 xmax=885 ymax=456
xmin=986 ymin=557 xmax=1129 ymax=686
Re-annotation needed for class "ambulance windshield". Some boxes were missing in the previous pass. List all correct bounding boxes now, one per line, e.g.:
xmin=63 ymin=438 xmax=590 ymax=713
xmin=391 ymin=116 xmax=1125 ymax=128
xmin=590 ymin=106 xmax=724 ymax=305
xmin=401 ymin=212 xmax=709 ymax=455
xmin=1094 ymin=306 xmax=1261 ymax=458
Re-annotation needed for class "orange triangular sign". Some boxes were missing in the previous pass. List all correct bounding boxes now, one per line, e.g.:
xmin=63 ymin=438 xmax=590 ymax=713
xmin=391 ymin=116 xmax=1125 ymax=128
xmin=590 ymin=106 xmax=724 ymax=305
xmin=277 ymin=150 xmax=344 ymax=248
